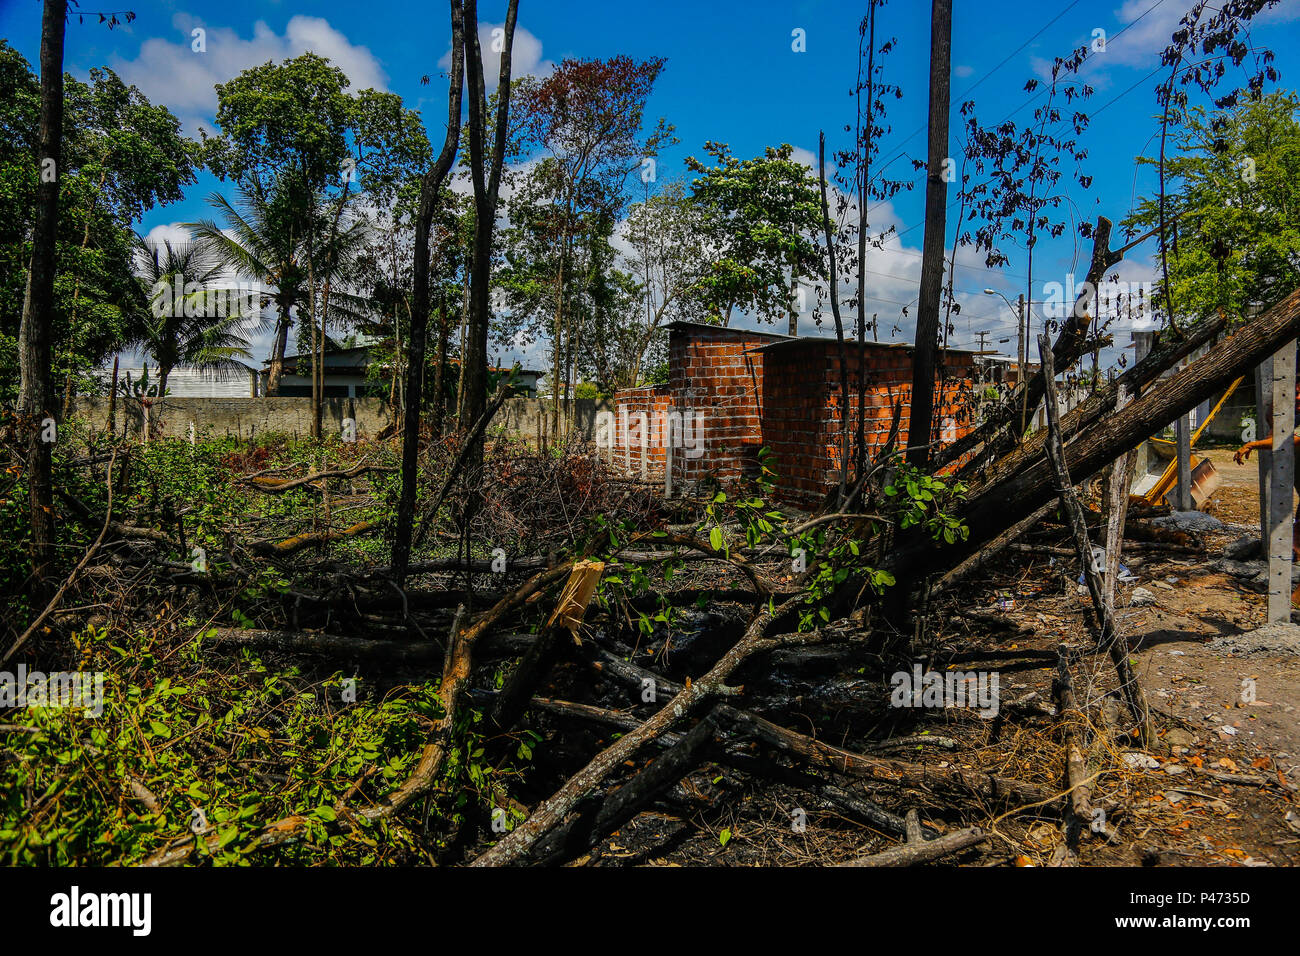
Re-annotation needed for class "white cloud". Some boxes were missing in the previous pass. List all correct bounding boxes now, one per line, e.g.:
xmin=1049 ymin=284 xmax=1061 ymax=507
xmin=955 ymin=64 xmax=974 ymax=78
xmin=1055 ymin=0 xmax=1300 ymax=76
xmin=141 ymin=222 xmax=194 ymax=250
xmin=438 ymin=23 xmax=553 ymax=91
xmin=110 ymin=13 xmax=389 ymax=134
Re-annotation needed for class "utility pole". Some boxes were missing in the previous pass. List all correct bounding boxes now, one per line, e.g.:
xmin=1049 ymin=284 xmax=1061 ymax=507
xmin=1016 ymin=293 xmax=1026 ymax=384
xmin=975 ymin=330 xmax=991 ymax=386
xmin=904 ymin=0 xmax=952 ymax=470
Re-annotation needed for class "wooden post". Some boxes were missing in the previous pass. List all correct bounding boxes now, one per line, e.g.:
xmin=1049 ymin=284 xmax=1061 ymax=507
xmin=1256 ymin=353 xmax=1274 ymax=552
xmin=1100 ymin=332 xmax=1151 ymax=612
xmin=1267 ymin=342 xmax=1295 ymax=624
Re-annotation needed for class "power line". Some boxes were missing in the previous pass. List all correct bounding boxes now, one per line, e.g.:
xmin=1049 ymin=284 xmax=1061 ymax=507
xmin=865 ymin=0 xmax=1090 ymax=184
xmin=865 ymin=0 xmax=1172 ymax=238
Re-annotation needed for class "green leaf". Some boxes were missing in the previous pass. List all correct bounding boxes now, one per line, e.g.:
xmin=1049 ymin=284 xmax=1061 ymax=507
xmin=719 ymin=828 xmax=732 ymax=847
xmin=709 ymin=527 xmax=724 ymax=551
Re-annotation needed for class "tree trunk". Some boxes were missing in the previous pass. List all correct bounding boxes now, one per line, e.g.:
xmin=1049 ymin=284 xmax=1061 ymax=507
xmin=392 ymin=0 xmax=466 ymax=585
xmin=267 ymin=305 xmax=291 ymax=396
xmin=856 ymin=3 xmax=877 ymax=473
xmin=431 ymin=289 xmax=450 ymax=438
xmin=818 ymin=132 xmax=849 ymax=503
xmin=905 ymin=0 xmax=952 ymax=470
xmin=455 ymin=261 xmax=470 ymax=425
xmin=460 ymin=0 xmax=519 ymax=464
xmin=17 ymin=0 xmax=68 ymax=599
xmin=308 ymin=243 xmax=320 ymax=440
xmin=106 ymin=355 xmax=119 ymax=437
xmin=893 ymin=288 xmax=1300 ymax=582
xmin=315 ymin=180 xmax=352 ymax=441
xmin=550 ymin=244 xmax=567 ymax=441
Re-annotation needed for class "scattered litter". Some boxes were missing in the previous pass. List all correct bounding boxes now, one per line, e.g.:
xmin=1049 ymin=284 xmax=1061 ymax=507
xmin=1219 ymin=726 xmax=1239 ymax=736
xmin=1123 ymin=753 xmax=1160 ymax=769
xmin=1165 ymin=790 xmax=1186 ymax=805
xmin=1130 ymin=587 xmax=1157 ymax=607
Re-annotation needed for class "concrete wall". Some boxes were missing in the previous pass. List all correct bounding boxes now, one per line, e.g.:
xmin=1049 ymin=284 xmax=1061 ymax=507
xmin=73 ymin=396 xmax=392 ymax=441
xmin=70 ymin=395 xmax=606 ymax=444
xmin=491 ymin=397 xmax=608 ymax=442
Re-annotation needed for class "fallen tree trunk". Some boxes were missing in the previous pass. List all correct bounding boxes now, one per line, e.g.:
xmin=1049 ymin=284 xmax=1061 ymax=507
xmin=899 ymin=287 xmax=1300 ymax=583
xmin=959 ymin=308 xmax=1228 ymax=491
xmin=470 ymin=596 xmax=817 ymax=866
xmin=490 ymin=560 xmax=603 ymax=733
xmin=200 ymin=625 xmax=536 ymax=663
xmin=244 ymin=460 xmax=397 ymax=493
xmin=526 ymin=707 xmax=723 ymax=866
xmin=838 ymin=825 xmax=987 ymax=867
xmin=251 ymin=520 xmax=379 ymax=557
xmin=936 ymin=217 xmax=1156 ymax=470
xmin=586 ymin=644 xmax=1055 ymax=808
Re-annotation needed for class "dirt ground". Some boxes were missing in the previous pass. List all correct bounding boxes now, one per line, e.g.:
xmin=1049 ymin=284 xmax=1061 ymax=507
xmin=566 ymin=445 xmax=1300 ymax=867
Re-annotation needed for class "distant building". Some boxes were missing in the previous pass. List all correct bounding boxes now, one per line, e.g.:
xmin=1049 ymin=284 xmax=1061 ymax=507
xmin=268 ymin=345 xmax=377 ymax=397
xmin=265 ymin=346 xmax=545 ymax=399
xmin=97 ymin=362 xmax=260 ymax=397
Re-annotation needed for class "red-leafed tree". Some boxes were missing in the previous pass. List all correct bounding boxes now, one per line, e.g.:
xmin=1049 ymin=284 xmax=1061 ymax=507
xmin=511 ymin=56 xmax=674 ymax=439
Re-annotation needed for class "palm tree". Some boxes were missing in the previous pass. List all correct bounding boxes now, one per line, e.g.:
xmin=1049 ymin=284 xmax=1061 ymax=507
xmin=132 ymin=236 xmax=256 ymax=397
xmin=187 ymin=176 xmax=309 ymax=396
xmin=189 ymin=177 xmax=375 ymax=413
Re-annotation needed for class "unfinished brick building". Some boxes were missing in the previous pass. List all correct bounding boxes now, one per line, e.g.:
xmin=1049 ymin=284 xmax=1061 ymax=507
xmin=608 ymin=322 xmax=980 ymax=508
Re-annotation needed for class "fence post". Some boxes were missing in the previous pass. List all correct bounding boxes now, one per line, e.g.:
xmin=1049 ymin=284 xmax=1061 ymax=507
xmin=1267 ymin=342 xmax=1296 ymax=624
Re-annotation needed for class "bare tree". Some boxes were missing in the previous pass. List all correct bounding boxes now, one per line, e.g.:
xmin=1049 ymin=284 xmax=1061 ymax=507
xmin=459 ymin=0 xmax=520 ymax=449
xmin=392 ymin=0 xmax=467 ymax=585
xmin=17 ymin=0 xmax=68 ymax=598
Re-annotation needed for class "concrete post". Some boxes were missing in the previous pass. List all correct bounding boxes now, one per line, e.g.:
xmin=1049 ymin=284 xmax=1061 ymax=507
xmin=1174 ymin=411 xmax=1193 ymax=510
xmin=1256 ymin=354 xmax=1274 ymax=552
xmin=1268 ymin=342 xmax=1296 ymax=624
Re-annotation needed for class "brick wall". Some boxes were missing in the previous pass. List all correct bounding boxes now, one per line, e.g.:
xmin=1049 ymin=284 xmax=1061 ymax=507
xmin=762 ymin=342 xmax=977 ymax=507
xmin=668 ymin=325 xmax=775 ymax=484
xmin=610 ymin=324 xmax=978 ymax=507
xmin=610 ymin=324 xmax=784 ymax=487
xmin=605 ymin=385 xmax=673 ymax=479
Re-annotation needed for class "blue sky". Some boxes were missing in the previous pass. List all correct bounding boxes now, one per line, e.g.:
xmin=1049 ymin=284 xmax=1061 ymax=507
xmin=3 ymin=0 xmax=1299 ymax=369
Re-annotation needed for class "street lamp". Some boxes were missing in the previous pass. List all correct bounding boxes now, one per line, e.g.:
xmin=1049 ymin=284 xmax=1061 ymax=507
xmin=984 ymin=287 xmax=1028 ymax=368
